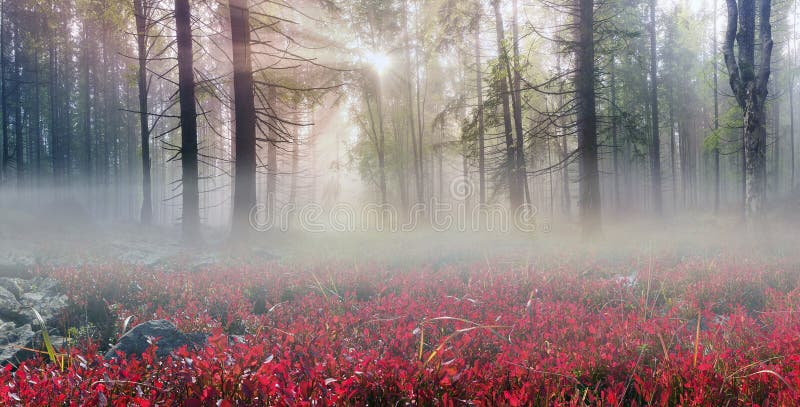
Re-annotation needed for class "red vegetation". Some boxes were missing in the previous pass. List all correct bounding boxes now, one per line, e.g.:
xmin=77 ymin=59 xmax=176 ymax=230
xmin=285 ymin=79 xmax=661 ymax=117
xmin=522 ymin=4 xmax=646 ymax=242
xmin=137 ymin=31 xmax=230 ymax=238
xmin=2 ymin=258 xmax=800 ymax=405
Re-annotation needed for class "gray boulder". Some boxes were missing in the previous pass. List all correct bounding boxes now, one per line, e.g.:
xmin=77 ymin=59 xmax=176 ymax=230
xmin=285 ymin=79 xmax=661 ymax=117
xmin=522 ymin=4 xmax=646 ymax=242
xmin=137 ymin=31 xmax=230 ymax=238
xmin=105 ymin=320 xmax=206 ymax=360
xmin=0 ymin=286 xmax=24 ymax=322
xmin=0 ymin=278 xmax=30 ymax=299
xmin=0 ymin=322 xmax=35 ymax=364
xmin=0 ymin=277 xmax=69 ymax=366
xmin=18 ymin=278 xmax=68 ymax=326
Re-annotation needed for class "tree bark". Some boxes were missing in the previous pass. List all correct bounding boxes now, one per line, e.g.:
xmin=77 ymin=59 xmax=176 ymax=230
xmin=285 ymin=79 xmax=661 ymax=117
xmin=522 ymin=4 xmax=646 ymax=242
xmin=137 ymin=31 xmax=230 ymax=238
xmin=576 ymin=0 xmax=601 ymax=235
xmin=14 ymin=26 xmax=21 ymax=188
xmin=793 ymin=0 xmax=797 ymax=189
xmin=375 ymin=76 xmax=387 ymax=205
xmin=557 ymin=51 xmax=571 ymax=217
xmin=414 ymin=15 xmax=425 ymax=202
xmin=33 ymin=48 xmax=41 ymax=185
xmin=610 ymin=59 xmax=620 ymax=210
xmin=669 ymin=82 xmax=676 ymax=210
xmin=230 ymin=0 xmax=257 ymax=236
xmin=791 ymin=76 xmax=796 ymax=189
xmin=713 ymin=0 xmax=721 ymax=212
xmin=475 ymin=13 xmax=486 ymax=205
xmin=773 ymin=87 xmax=779 ymax=195
xmin=722 ymin=0 xmax=772 ymax=220
xmin=403 ymin=0 xmax=422 ymax=204
xmin=492 ymin=0 xmax=522 ymax=209
xmin=0 ymin=0 xmax=7 ymax=181
xmin=134 ymin=0 xmax=153 ymax=223
xmin=266 ymin=140 xmax=277 ymax=214
xmin=289 ymin=116 xmax=299 ymax=205
xmin=648 ymin=0 xmax=663 ymax=214
xmin=48 ymin=34 xmax=60 ymax=186
xmin=60 ymin=25 xmax=73 ymax=185
xmin=511 ymin=0 xmax=529 ymax=205
xmin=175 ymin=0 xmax=200 ymax=239
xmin=81 ymin=23 xmax=91 ymax=189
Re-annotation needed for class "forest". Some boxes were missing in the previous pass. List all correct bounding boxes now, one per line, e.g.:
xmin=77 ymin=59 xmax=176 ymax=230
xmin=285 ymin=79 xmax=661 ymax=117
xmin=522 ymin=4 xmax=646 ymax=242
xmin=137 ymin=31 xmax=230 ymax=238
xmin=1 ymin=0 xmax=800 ymax=405
xmin=0 ymin=0 xmax=793 ymax=237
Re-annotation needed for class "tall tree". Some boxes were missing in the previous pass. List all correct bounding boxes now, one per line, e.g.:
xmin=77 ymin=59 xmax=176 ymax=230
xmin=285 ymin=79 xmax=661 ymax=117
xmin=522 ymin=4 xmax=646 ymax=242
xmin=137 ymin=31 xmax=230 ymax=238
xmin=713 ymin=0 xmax=721 ymax=212
xmin=175 ymin=0 xmax=200 ymax=239
xmin=510 ymin=0 xmax=529 ymax=205
xmin=13 ymin=25 xmax=21 ymax=188
xmin=791 ymin=0 xmax=797 ymax=189
xmin=230 ymin=0 xmax=257 ymax=236
xmin=648 ymin=0 xmax=662 ymax=214
xmin=402 ymin=0 xmax=422 ymax=204
xmin=610 ymin=58 xmax=620 ymax=209
xmin=722 ymin=0 xmax=773 ymax=219
xmin=33 ymin=47 xmax=41 ymax=185
xmin=134 ymin=0 xmax=153 ymax=223
xmin=0 ymin=0 xmax=6 ymax=181
xmin=576 ymin=0 xmax=600 ymax=235
xmin=79 ymin=18 xmax=91 ymax=189
xmin=475 ymin=5 xmax=486 ymax=205
xmin=492 ymin=0 xmax=522 ymax=209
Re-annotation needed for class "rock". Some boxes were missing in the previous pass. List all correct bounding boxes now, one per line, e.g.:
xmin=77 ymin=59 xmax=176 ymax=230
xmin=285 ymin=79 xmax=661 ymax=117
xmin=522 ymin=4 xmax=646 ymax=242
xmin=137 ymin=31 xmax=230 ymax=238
xmin=0 ymin=278 xmax=31 ymax=299
xmin=105 ymin=320 xmax=205 ymax=360
xmin=0 ymin=286 xmax=24 ymax=322
xmin=0 ymin=322 xmax=36 ymax=365
xmin=0 ymin=277 xmax=69 ymax=366
xmin=18 ymin=278 xmax=68 ymax=326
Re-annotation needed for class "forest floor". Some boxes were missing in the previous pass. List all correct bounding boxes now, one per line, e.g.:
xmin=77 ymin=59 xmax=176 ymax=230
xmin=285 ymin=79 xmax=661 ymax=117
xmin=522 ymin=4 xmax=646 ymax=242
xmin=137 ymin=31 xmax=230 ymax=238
xmin=0 ymin=209 xmax=799 ymax=405
xmin=2 ymin=199 xmax=800 ymax=405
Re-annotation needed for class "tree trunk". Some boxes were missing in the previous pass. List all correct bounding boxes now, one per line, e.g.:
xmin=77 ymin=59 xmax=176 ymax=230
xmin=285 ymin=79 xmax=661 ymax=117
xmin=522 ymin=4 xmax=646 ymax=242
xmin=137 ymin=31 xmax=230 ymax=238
xmin=557 ymin=51 xmax=571 ymax=217
xmin=230 ymin=0 xmax=257 ymax=236
xmin=475 ymin=14 xmax=486 ymax=205
xmin=33 ymin=48 xmax=41 ymax=186
xmin=265 ymin=85 xmax=278 ymax=215
xmin=576 ymin=0 xmax=601 ymax=235
xmin=791 ymin=76 xmax=796 ymax=189
xmin=266 ymin=140 xmax=277 ymax=214
xmin=648 ymin=0 xmax=662 ymax=214
xmin=100 ymin=29 xmax=110 ymax=212
xmin=722 ymin=0 xmax=772 ymax=220
xmin=492 ymin=0 xmax=522 ymax=209
xmin=793 ymin=0 xmax=797 ymax=189
xmin=610 ymin=59 xmax=620 ymax=210
xmin=414 ymin=15 xmax=425 ymax=202
xmin=134 ymin=0 xmax=153 ymax=223
xmin=375 ymin=76 xmax=387 ymax=205
xmin=49 ymin=41 xmax=58 ymax=185
xmin=82 ymin=23 xmax=91 ymax=189
xmin=773 ymin=91 xmax=780 ymax=196
xmin=669 ymin=83 xmax=676 ymax=211
xmin=175 ymin=0 xmax=200 ymax=239
xmin=0 ymin=0 xmax=6 ymax=181
xmin=61 ymin=28 xmax=73 ymax=185
xmin=511 ymin=0 xmax=529 ymax=205
xmin=713 ymin=0 xmax=721 ymax=211
xmin=289 ymin=118 xmax=299 ymax=205
xmin=403 ymin=0 xmax=422 ymax=204
xmin=13 ymin=25 xmax=21 ymax=188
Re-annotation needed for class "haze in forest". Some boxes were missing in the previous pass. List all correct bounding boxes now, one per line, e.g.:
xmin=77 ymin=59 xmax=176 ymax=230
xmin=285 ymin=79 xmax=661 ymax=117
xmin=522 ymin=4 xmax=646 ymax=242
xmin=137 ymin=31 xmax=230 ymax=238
xmin=0 ymin=0 xmax=798 ymax=261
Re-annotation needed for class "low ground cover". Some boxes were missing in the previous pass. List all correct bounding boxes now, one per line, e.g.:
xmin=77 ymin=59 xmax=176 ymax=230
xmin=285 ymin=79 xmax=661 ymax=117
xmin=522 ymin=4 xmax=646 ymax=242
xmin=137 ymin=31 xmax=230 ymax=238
xmin=1 ymin=256 xmax=799 ymax=405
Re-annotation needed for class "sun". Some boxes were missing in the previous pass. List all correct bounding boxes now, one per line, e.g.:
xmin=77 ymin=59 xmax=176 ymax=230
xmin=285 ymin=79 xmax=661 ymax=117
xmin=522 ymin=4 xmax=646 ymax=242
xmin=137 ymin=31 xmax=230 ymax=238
xmin=363 ymin=50 xmax=391 ymax=75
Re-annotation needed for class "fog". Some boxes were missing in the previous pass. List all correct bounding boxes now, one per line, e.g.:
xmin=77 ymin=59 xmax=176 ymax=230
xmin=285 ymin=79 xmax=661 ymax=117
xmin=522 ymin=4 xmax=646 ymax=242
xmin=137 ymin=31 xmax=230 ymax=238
xmin=1 ymin=183 xmax=798 ymax=268
xmin=2 ymin=0 xmax=800 ymax=403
